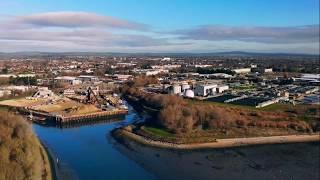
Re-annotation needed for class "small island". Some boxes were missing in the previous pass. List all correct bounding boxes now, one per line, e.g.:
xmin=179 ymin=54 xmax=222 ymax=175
xmin=113 ymin=76 xmax=320 ymax=149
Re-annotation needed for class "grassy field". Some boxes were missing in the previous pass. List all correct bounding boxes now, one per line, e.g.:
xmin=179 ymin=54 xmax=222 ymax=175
xmin=187 ymin=99 xmax=319 ymax=126
xmin=187 ymin=99 xmax=257 ymax=110
xmin=188 ymin=99 xmax=319 ymax=114
xmin=143 ymin=126 xmax=174 ymax=138
xmin=139 ymin=125 xmax=303 ymax=144
xmin=233 ymin=85 xmax=256 ymax=91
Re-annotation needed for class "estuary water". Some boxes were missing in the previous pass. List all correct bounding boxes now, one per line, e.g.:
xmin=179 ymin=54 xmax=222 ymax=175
xmin=33 ymin=106 xmax=320 ymax=180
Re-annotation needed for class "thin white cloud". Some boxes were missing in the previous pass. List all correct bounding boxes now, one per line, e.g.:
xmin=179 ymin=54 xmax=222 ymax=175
xmin=0 ymin=28 xmax=188 ymax=47
xmin=174 ymin=25 xmax=319 ymax=44
xmin=0 ymin=11 xmax=318 ymax=53
xmin=12 ymin=11 xmax=149 ymax=30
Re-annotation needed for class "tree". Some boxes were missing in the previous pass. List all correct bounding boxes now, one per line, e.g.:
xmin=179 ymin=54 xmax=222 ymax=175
xmin=0 ymin=77 xmax=9 ymax=85
xmin=1 ymin=67 xmax=8 ymax=74
xmin=0 ymin=110 xmax=44 ymax=179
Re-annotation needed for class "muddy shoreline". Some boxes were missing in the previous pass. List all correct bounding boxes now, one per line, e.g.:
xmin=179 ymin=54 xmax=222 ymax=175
xmin=113 ymin=128 xmax=320 ymax=150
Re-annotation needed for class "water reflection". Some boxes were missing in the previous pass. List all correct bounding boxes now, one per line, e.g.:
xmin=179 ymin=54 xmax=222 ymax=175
xmin=33 ymin=105 xmax=320 ymax=180
xmin=55 ymin=117 xmax=124 ymax=129
xmin=33 ymin=106 xmax=155 ymax=180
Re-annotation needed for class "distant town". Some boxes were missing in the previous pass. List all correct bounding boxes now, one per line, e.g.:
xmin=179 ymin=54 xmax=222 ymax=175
xmin=1 ymin=0 xmax=319 ymax=179
xmin=0 ymin=52 xmax=319 ymax=179
xmin=0 ymin=53 xmax=319 ymax=111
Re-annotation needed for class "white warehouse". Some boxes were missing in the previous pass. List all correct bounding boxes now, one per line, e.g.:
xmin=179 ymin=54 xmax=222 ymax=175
xmin=194 ymin=83 xmax=229 ymax=96
xmin=194 ymin=83 xmax=217 ymax=96
xmin=216 ymin=85 xmax=229 ymax=93
xmin=232 ymin=68 xmax=251 ymax=74
xmin=168 ymin=84 xmax=182 ymax=95
xmin=54 ymin=76 xmax=82 ymax=85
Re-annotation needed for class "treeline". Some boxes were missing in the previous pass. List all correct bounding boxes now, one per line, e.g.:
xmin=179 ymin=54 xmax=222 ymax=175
xmin=0 ymin=90 xmax=36 ymax=101
xmin=9 ymin=77 xmax=37 ymax=86
xmin=0 ymin=110 xmax=45 ymax=179
xmin=122 ymin=77 xmax=312 ymax=134
xmin=122 ymin=75 xmax=159 ymax=90
xmin=196 ymin=68 xmax=235 ymax=75
xmin=0 ymin=76 xmax=38 ymax=86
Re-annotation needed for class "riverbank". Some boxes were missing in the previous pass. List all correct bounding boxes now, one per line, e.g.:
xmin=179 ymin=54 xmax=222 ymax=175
xmin=38 ymin=140 xmax=54 ymax=180
xmin=113 ymin=128 xmax=320 ymax=150
xmin=39 ymin=139 xmax=60 ymax=180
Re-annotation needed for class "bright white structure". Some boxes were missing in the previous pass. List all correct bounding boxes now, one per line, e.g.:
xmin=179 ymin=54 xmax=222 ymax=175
xmin=216 ymin=85 xmax=229 ymax=93
xmin=181 ymin=83 xmax=191 ymax=92
xmin=151 ymin=64 xmax=181 ymax=69
xmin=32 ymin=88 xmax=54 ymax=98
xmin=169 ymin=84 xmax=182 ymax=95
xmin=300 ymin=74 xmax=320 ymax=80
xmin=211 ymin=73 xmax=233 ymax=78
xmin=18 ymin=74 xmax=36 ymax=78
xmin=184 ymin=89 xmax=195 ymax=98
xmin=250 ymin=64 xmax=257 ymax=68
xmin=194 ymin=83 xmax=217 ymax=96
xmin=0 ymin=90 xmax=11 ymax=97
xmin=78 ymin=75 xmax=99 ymax=82
xmin=54 ymin=76 xmax=81 ymax=85
xmin=264 ymin=68 xmax=273 ymax=73
xmin=1 ymin=85 xmax=32 ymax=92
xmin=254 ymin=68 xmax=273 ymax=73
xmin=293 ymin=74 xmax=320 ymax=85
xmin=146 ymin=69 xmax=169 ymax=76
xmin=0 ymin=74 xmax=16 ymax=78
xmin=63 ymin=89 xmax=75 ymax=96
xmin=133 ymin=69 xmax=169 ymax=76
xmin=162 ymin=57 xmax=171 ymax=61
xmin=112 ymin=74 xmax=133 ymax=81
xmin=232 ymin=68 xmax=251 ymax=74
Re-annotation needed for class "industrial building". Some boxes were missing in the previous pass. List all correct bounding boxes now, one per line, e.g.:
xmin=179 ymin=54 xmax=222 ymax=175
xmin=232 ymin=68 xmax=251 ymax=74
xmin=194 ymin=83 xmax=218 ymax=96
xmin=54 ymin=76 xmax=82 ymax=85
xmin=168 ymin=84 xmax=182 ymax=95
xmin=78 ymin=75 xmax=99 ymax=83
xmin=133 ymin=69 xmax=169 ymax=76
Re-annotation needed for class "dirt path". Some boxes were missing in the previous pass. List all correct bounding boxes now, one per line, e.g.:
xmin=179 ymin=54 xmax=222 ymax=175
xmin=115 ymin=129 xmax=320 ymax=150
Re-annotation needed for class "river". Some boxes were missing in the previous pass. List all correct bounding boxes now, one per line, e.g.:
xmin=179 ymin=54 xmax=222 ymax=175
xmin=33 ymin=106 xmax=320 ymax=180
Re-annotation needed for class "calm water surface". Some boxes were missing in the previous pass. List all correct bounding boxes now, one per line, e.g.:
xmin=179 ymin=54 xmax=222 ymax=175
xmin=33 ymin=106 xmax=320 ymax=180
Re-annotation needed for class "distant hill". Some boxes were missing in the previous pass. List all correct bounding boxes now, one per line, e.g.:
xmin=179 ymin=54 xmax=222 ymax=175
xmin=0 ymin=51 xmax=318 ymax=58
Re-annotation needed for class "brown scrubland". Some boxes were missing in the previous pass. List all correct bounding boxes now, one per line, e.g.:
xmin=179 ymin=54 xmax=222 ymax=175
xmin=0 ymin=110 xmax=51 ymax=180
xmin=121 ymin=76 xmax=319 ymax=138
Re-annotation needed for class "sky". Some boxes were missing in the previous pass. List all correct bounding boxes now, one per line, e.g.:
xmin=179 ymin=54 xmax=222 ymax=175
xmin=0 ymin=0 xmax=319 ymax=54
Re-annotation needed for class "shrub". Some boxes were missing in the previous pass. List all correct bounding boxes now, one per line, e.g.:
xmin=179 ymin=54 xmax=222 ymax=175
xmin=0 ymin=110 xmax=43 ymax=180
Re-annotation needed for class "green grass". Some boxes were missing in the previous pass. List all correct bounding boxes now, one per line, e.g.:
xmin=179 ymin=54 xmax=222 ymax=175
xmin=260 ymin=103 xmax=289 ymax=111
xmin=233 ymin=85 xmax=256 ymax=90
xmin=0 ymin=106 xmax=9 ymax=110
xmin=144 ymin=126 xmax=174 ymax=137
xmin=188 ymin=99 xmax=317 ymax=116
xmin=187 ymin=99 xmax=257 ymax=110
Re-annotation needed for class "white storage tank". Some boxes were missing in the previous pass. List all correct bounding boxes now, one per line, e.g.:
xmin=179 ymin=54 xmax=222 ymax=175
xmin=184 ymin=89 xmax=195 ymax=98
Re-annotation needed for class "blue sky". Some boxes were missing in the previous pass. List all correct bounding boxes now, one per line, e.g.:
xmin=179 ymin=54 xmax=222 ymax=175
xmin=0 ymin=0 xmax=319 ymax=53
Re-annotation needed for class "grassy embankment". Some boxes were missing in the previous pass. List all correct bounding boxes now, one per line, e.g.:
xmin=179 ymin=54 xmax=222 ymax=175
xmin=144 ymin=100 xmax=319 ymax=138
xmin=126 ymin=92 xmax=319 ymax=143
xmin=120 ymin=76 xmax=319 ymax=145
